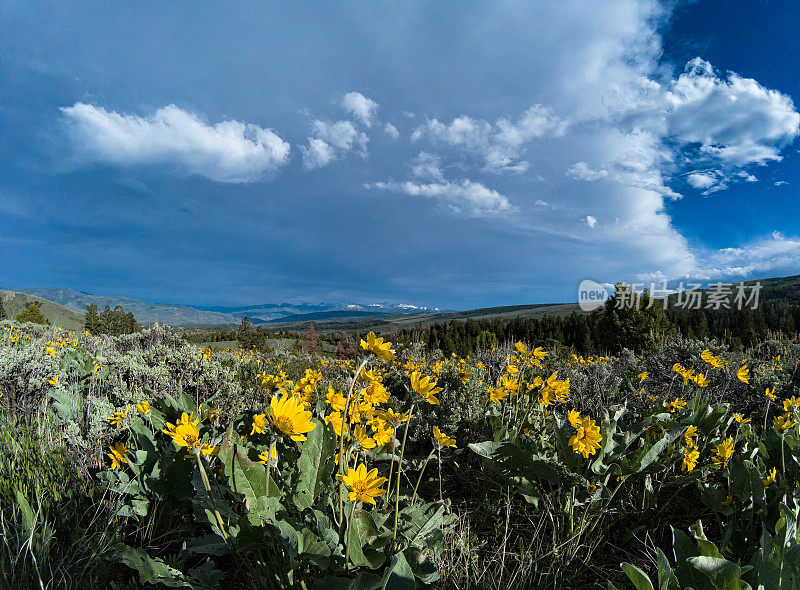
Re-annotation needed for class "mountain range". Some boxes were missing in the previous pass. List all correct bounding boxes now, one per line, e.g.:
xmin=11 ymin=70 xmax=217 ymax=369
xmin=11 ymin=288 xmax=449 ymax=327
xmin=5 ymin=274 xmax=799 ymax=331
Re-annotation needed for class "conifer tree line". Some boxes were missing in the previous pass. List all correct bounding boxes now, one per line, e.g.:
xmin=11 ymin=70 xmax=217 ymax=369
xmin=398 ymin=288 xmax=800 ymax=357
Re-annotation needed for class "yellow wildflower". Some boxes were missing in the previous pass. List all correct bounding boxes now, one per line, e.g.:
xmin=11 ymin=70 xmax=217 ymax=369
xmin=108 ymin=406 xmax=129 ymax=428
xmin=666 ymin=398 xmax=687 ymax=413
xmin=377 ymin=408 xmax=409 ymax=427
xmin=251 ymin=413 xmax=268 ymax=436
xmin=684 ymin=425 xmax=698 ymax=448
xmin=325 ymin=411 xmax=343 ymax=436
xmin=766 ymin=387 xmax=777 ymax=401
xmin=432 ymin=426 xmax=456 ymax=448
xmin=360 ymin=332 xmax=395 ymax=361
xmin=733 ymin=413 xmax=751 ymax=424
xmin=637 ymin=371 xmax=649 ymax=381
xmin=774 ymin=413 xmax=797 ymax=432
xmin=336 ymin=464 xmax=387 ymax=504
xmin=258 ymin=447 xmax=277 ymax=464
xmin=712 ymin=437 xmax=734 ymax=467
xmin=106 ymin=443 xmax=128 ymax=470
xmin=372 ymin=421 xmax=394 ymax=445
xmin=567 ymin=409 xmax=582 ymax=428
xmin=783 ymin=396 xmax=800 ymax=412
xmin=569 ymin=416 xmax=603 ymax=459
xmin=736 ymin=365 xmax=750 ymax=384
xmin=268 ymin=393 xmax=317 ymax=441
xmin=681 ymin=447 xmax=699 ymax=472
xmin=136 ymin=401 xmax=151 ymax=415
xmin=763 ymin=467 xmax=777 ymax=488
xmin=326 ymin=387 xmax=347 ymax=412
xmin=48 ymin=375 xmax=59 ymax=386
xmin=410 ymin=371 xmax=442 ymax=405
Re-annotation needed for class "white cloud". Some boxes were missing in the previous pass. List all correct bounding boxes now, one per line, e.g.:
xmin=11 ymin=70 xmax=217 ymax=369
xmin=666 ymin=58 xmax=800 ymax=167
xmin=384 ymin=122 xmax=399 ymax=139
xmin=686 ymin=171 xmax=719 ymax=190
xmin=300 ymin=138 xmax=335 ymax=170
xmin=410 ymin=152 xmax=444 ymax=181
xmin=301 ymin=120 xmax=368 ymax=169
xmin=586 ymin=215 xmax=598 ymax=228
xmin=341 ymin=92 xmax=379 ymax=127
xmin=366 ymin=179 xmax=515 ymax=217
xmin=775 ymin=180 xmax=789 ymax=186
xmin=412 ymin=105 xmax=567 ymax=173
xmin=60 ymin=102 xmax=290 ymax=183
xmin=698 ymin=231 xmax=800 ymax=279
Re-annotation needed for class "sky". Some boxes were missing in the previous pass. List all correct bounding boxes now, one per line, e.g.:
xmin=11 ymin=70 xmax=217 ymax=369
xmin=2 ymin=1 xmax=799 ymax=309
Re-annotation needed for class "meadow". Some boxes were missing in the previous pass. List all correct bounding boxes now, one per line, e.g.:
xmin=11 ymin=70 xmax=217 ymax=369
xmin=2 ymin=320 xmax=800 ymax=589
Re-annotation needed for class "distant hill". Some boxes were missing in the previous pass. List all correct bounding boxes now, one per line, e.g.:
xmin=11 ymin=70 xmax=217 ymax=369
xmin=14 ymin=288 xmax=449 ymax=327
xmin=749 ymin=274 xmax=800 ymax=303
xmin=663 ymin=274 xmax=800 ymax=308
xmin=1 ymin=290 xmax=84 ymax=330
xmin=17 ymin=288 xmax=243 ymax=327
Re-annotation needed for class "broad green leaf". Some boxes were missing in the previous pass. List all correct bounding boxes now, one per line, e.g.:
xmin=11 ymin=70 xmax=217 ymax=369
xmin=294 ymin=419 xmax=336 ymax=510
xmin=686 ymin=557 xmax=741 ymax=590
xmin=621 ymin=562 xmax=655 ymax=590
xmin=381 ymin=551 xmax=415 ymax=590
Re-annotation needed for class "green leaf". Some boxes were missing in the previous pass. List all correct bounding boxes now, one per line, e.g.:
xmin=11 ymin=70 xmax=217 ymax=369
xmin=686 ymin=557 xmax=741 ymax=590
xmin=219 ymin=443 xmax=273 ymax=524
xmin=656 ymin=548 xmax=676 ymax=590
xmin=14 ymin=489 xmax=35 ymax=536
xmin=621 ymin=562 xmax=654 ymax=590
xmin=381 ymin=551 xmax=416 ymax=590
xmin=468 ymin=441 xmax=567 ymax=483
xmin=634 ymin=428 xmax=683 ymax=474
xmin=347 ymin=509 xmax=386 ymax=569
xmin=294 ymin=419 xmax=336 ymax=510
xmin=116 ymin=544 xmax=189 ymax=587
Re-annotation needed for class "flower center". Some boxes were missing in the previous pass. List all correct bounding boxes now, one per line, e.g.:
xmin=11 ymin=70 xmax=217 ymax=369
xmin=275 ymin=416 xmax=293 ymax=434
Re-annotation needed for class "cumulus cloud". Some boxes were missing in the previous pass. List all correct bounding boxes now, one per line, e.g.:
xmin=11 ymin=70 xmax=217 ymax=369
xmin=698 ymin=231 xmax=800 ymax=279
xmin=666 ymin=58 xmax=800 ymax=167
xmin=410 ymin=152 xmax=444 ymax=181
xmin=60 ymin=102 xmax=290 ymax=182
xmin=341 ymin=92 xmax=379 ymax=127
xmin=366 ymin=179 xmax=515 ymax=217
xmin=585 ymin=215 xmax=598 ymax=228
xmin=301 ymin=119 xmax=368 ymax=169
xmin=384 ymin=122 xmax=400 ymax=139
xmin=411 ymin=105 xmax=567 ymax=173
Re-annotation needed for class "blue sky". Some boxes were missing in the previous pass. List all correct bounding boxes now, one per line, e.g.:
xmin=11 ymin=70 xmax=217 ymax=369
xmin=2 ymin=1 xmax=799 ymax=309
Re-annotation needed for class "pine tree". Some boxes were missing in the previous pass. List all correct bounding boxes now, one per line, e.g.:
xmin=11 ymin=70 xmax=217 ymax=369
xmin=14 ymin=301 xmax=49 ymax=325
xmin=84 ymin=304 xmax=101 ymax=334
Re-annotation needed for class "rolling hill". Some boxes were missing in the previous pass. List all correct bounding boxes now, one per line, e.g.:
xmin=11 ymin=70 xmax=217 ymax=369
xmin=1 ymin=290 xmax=85 ymax=331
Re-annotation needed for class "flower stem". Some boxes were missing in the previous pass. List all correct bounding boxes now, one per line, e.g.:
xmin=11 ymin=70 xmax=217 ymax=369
xmin=410 ymin=449 xmax=435 ymax=505
xmin=391 ymin=403 xmax=414 ymax=554
xmin=339 ymin=358 xmax=369 ymax=537
xmin=194 ymin=449 xmax=229 ymax=543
